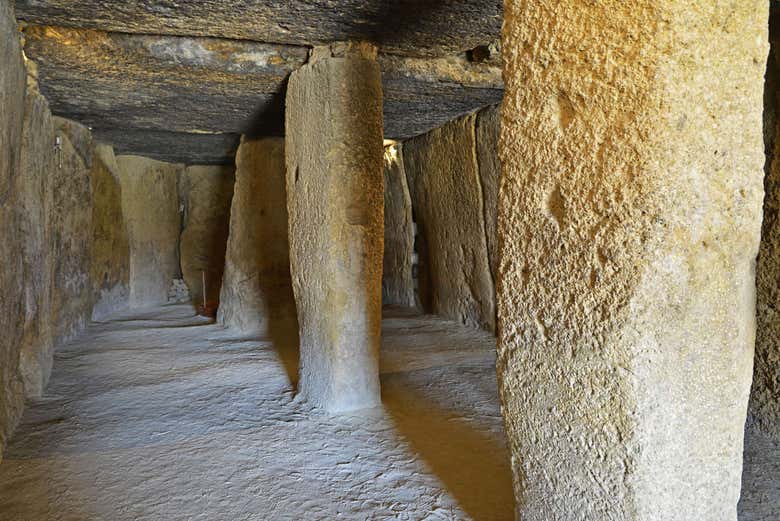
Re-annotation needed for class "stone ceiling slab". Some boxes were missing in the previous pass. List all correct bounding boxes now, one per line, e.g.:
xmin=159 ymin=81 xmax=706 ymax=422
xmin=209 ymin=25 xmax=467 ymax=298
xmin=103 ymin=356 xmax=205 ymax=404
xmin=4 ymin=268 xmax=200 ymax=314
xmin=23 ymin=26 xmax=503 ymax=163
xmin=15 ymin=0 xmax=502 ymax=57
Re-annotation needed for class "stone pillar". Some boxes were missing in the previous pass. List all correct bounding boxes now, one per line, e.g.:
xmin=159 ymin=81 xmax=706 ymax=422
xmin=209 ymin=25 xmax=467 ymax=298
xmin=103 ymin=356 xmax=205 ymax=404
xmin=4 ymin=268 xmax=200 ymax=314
xmin=497 ymin=2 xmax=767 ymax=520
xmin=285 ymin=41 xmax=384 ymax=413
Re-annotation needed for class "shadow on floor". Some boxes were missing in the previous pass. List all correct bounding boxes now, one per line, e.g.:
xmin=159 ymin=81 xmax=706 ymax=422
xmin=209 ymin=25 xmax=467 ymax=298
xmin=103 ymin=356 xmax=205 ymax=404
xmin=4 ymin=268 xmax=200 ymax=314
xmin=383 ymin=374 xmax=515 ymax=520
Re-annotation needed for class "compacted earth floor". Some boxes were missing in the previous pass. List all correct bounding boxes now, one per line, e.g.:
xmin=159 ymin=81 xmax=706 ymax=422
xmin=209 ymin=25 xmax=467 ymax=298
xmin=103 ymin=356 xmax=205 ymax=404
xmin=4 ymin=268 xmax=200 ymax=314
xmin=0 ymin=304 xmax=514 ymax=520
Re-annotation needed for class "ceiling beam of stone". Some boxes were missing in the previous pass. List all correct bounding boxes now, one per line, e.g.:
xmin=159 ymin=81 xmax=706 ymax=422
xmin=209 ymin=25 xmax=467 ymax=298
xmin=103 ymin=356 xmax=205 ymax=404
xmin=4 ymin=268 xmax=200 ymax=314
xmin=15 ymin=0 xmax=502 ymax=58
xmin=93 ymin=129 xmax=241 ymax=166
xmin=23 ymin=26 xmax=503 ymax=163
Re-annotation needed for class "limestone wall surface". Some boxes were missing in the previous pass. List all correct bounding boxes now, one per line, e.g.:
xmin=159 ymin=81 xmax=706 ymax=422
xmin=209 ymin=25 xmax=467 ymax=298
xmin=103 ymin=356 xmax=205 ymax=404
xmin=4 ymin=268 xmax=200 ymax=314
xmin=17 ymin=85 xmax=57 ymax=399
xmin=116 ymin=155 xmax=183 ymax=308
xmin=50 ymin=117 xmax=94 ymax=346
xmin=402 ymin=105 xmax=498 ymax=333
xmin=218 ymin=137 xmax=296 ymax=335
xmin=90 ymin=144 xmax=130 ymax=320
xmin=0 ymin=0 xmax=29 ymax=462
xmin=497 ymin=2 xmax=767 ymax=520
xmin=382 ymin=144 xmax=415 ymax=308
xmin=0 ymin=2 xmax=127 ymax=459
xmin=180 ymin=165 xmax=234 ymax=310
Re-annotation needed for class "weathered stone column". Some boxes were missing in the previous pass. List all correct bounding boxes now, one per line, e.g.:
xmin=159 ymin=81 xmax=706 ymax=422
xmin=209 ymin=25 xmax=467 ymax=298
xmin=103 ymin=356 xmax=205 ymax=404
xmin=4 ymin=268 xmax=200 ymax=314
xmin=497 ymin=2 xmax=767 ymax=520
xmin=285 ymin=42 xmax=384 ymax=412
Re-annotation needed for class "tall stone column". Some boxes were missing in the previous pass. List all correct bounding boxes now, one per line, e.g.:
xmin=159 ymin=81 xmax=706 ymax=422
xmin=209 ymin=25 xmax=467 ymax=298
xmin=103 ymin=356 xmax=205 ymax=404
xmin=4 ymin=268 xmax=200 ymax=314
xmin=285 ymin=42 xmax=384 ymax=413
xmin=497 ymin=2 xmax=767 ymax=520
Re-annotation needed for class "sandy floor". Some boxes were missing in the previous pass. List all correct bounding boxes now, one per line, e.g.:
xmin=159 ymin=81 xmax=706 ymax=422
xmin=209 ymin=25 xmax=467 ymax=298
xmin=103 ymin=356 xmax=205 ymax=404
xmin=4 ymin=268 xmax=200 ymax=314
xmin=0 ymin=304 xmax=515 ymax=520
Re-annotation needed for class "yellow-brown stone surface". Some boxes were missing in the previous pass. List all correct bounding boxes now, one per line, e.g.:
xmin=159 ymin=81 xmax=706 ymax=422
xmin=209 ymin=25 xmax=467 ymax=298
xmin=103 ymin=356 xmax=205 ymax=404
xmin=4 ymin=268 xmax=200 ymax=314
xmin=404 ymin=112 xmax=495 ymax=332
xmin=0 ymin=0 xmax=28 ymax=461
xmin=286 ymin=43 xmax=384 ymax=412
xmin=17 ymin=84 xmax=56 ymax=399
xmin=180 ymin=165 xmax=234 ymax=309
xmin=497 ymin=1 xmax=767 ymax=519
xmin=90 ymin=143 xmax=130 ymax=319
xmin=218 ymin=138 xmax=296 ymax=335
xmin=116 ymin=155 xmax=182 ymax=307
xmin=382 ymin=144 xmax=415 ymax=308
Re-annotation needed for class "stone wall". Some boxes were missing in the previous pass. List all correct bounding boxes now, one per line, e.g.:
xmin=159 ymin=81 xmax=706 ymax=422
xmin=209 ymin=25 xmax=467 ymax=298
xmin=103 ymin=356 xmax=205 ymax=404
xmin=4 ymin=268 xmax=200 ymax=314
xmin=382 ymin=143 xmax=415 ymax=308
xmin=116 ymin=155 xmax=183 ymax=308
xmin=50 ymin=117 xmax=93 ymax=345
xmin=180 ymin=165 xmax=234 ymax=310
xmin=218 ymin=137 xmax=296 ymax=336
xmin=0 ymin=2 xmax=127 ymax=459
xmin=402 ymin=105 xmax=499 ymax=332
xmin=0 ymin=0 xmax=29 ymax=461
xmin=90 ymin=144 xmax=130 ymax=320
xmin=17 ymin=84 xmax=55 ymax=399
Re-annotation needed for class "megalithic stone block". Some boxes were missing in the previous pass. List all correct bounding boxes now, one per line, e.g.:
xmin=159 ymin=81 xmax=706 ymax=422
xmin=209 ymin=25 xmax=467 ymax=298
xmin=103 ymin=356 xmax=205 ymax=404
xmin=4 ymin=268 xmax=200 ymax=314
xmin=285 ymin=42 xmax=384 ymax=413
xmin=497 ymin=1 xmax=768 ymax=520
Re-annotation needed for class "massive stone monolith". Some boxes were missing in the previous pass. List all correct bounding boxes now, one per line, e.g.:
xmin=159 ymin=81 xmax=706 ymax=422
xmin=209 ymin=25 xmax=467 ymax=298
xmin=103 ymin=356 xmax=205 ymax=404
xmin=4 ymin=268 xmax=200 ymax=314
xmin=497 ymin=2 xmax=767 ymax=520
xmin=17 ymin=82 xmax=56 ymax=399
xmin=285 ymin=42 xmax=384 ymax=412
xmin=50 ymin=119 xmax=94 ymax=346
xmin=90 ymin=144 xmax=130 ymax=320
xmin=116 ymin=155 xmax=182 ymax=307
xmin=218 ymin=137 xmax=297 ymax=335
xmin=382 ymin=144 xmax=415 ymax=308
xmin=0 ymin=0 xmax=28 ymax=460
xmin=180 ymin=165 xmax=234 ymax=309
xmin=475 ymin=104 xmax=500 ymax=284
xmin=404 ymin=112 xmax=495 ymax=332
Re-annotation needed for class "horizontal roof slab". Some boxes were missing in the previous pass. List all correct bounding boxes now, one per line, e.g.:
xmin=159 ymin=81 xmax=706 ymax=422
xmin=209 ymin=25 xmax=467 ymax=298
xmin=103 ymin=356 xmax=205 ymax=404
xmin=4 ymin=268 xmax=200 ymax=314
xmin=24 ymin=26 xmax=503 ymax=164
xmin=15 ymin=0 xmax=502 ymax=57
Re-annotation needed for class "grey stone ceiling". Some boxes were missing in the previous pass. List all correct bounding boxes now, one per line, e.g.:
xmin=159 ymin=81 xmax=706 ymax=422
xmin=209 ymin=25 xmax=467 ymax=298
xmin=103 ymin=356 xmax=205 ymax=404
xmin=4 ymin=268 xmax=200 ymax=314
xmin=16 ymin=1 xmax=504 ymax=164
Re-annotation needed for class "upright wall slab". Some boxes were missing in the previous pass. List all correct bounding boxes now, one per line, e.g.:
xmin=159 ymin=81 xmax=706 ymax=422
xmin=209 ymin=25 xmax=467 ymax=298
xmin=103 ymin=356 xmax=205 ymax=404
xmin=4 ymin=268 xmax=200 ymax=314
xmin=382 ymin=144 xmax=415 ymax=308
xmin=218 ymin=137 xmax=296 ymax=335
xmin=475 ymin=105 xmax=500 ymax=284
xmin=285 ymin=42 xmax=384 ymax=412
xmin=404 ymin=112 xmax=495 ymax=332
xmin=50 ymin=119 xmax=94 ymax=345
xmin=17 ymin=83 xmax=56 ymax=398
xmin=90 ymin=144 xmax=130 ymax=320
xmin=0 ymin=0 xmax=28 ymax=460
xmin=116 ymin=155 xmax=183 ymax=308
xmin=497 ymin=2 xmax=767 ymax=520
xmin=180 ymin=165 xmax=234 ymax=309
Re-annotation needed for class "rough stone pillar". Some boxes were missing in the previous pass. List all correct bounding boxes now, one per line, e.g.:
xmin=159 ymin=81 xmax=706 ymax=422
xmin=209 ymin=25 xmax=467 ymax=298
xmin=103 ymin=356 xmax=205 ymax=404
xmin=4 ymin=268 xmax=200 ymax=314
xmin=497 ymin=2 xmax=767 ymax=520
xmin=285 ymin=41 xmax=384 ymax=413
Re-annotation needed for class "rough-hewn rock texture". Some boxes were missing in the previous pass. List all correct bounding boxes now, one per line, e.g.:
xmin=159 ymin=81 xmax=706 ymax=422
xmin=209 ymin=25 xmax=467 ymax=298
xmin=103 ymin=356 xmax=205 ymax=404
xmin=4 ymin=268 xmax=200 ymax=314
xmin=382 ymin=144 xmax=415 ymax=308
xmin=0 ymin=0 xmax=28 ymax=462
xmin=218 ymin=137 xmax=297 ymax=336
xmin=286 ymin=43 xmax=384 ymax=412
xmin=116 ymin=155 xmax=183 ymax=308
xmin=180 ymin=165 xmax=234 ymax=309
xmin=50 ymin=119 xmax=93 ymax=344
xmin=475 ymin=105 xmax=500 ymax=284
xmin=497 ymin=2 xmax=767 ymax=520
xmin=21 ymin=25 xmax=503 ymax=163
xmin=749 ymin=10 xmax=780 ymax=445
xmin=14 ymin=1 xmax=502 ymax=57
xmin=17 ymin=83 xmax=56 ymax=399
xmin=404 ymin=112 xmax=495 ymax=332
xmin=90 ymin=144 xmax=130 ymax=320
